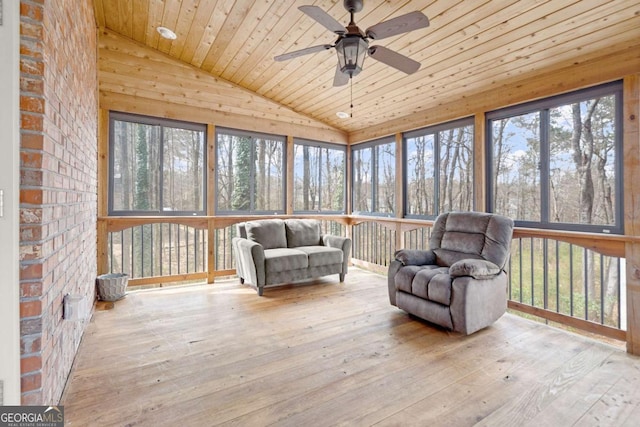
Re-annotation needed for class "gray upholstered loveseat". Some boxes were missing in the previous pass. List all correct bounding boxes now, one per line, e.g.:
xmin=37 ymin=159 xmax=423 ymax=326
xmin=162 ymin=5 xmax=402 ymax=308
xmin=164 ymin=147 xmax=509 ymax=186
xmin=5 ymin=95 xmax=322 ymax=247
xmin=388 ymin=211 xmax=514 ymax=335
xmin=232 ymin=219 xmax=351 ymax=296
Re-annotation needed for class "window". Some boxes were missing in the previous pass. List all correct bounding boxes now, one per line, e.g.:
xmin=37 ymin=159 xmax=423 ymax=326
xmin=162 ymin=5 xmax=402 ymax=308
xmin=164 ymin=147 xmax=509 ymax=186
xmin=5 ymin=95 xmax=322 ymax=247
xmin=293 ymin=139 xmax=346 ymax=213
xmin=352 ymin=137 xmax=395 ymax=215
xmin=488 ymin=82 xmax=623 ymax=233
xmin=109 ymin=112 xmax=206 ymax=215
xmin=404 ymin=118 xmax=474 ymax=218
xmin=216 ymin=128 xmax=286 ymax=214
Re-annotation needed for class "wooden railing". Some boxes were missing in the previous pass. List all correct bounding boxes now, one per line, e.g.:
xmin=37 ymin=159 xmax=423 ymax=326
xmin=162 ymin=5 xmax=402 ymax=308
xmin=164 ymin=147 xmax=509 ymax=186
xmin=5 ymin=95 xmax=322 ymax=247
xmin=97 ymin=214 xmax=632 ymax=341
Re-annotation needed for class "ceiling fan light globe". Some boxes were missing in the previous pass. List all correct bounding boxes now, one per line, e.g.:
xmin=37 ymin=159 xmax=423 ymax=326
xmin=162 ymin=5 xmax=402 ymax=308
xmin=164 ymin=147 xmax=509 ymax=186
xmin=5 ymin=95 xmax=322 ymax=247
xmin=335 ymin=36 xmax=368 ymax=78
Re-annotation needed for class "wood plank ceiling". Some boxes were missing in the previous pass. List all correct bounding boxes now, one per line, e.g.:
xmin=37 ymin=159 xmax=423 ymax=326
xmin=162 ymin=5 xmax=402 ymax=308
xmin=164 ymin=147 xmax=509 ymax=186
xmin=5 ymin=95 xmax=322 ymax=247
xmin=93 ymin=0 xmax=640 ymax=136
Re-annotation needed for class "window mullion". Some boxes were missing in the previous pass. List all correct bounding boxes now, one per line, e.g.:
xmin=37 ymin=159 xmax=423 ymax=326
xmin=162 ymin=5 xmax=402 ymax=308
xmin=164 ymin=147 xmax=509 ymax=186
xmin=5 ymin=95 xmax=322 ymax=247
xmin=372 ymin=148 xmax=378 ymax=212
xmin=250 ymin=137 xmax=256 ymax=211
xmin=540 ymin=109 xmax=550 ymax=224
xmin=317 ymin=147 xmax=323 ymax=211
xmin=159 ymin=125 xmax=164 ymax=214
xmin=434 ymin=132 xmax=440 ymax=216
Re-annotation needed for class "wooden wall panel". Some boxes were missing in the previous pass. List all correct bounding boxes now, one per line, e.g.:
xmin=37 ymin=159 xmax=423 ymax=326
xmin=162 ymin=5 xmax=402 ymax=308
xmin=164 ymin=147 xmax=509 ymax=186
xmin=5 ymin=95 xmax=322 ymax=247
xmin=98 ymin=30 xmax=348 ymax=144
xmin=349 ymin=46 xmax=640 ymax=143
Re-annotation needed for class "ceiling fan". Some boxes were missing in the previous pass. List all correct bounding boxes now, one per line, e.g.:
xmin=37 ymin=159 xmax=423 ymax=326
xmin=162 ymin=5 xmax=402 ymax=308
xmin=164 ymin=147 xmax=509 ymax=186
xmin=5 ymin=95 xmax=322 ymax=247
xmin=274 ymin=0 xmax=430 ymax=87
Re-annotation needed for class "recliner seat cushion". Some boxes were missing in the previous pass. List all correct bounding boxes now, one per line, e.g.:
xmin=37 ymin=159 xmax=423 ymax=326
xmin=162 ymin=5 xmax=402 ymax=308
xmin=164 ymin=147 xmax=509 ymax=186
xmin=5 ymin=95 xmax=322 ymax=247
xmin=295 ymin=246 xmax=343 ymax=267
xmin=395 ymin=265 xmax=451 ymax=305
xmin=264 ymin=248 xmax=308 ymax=273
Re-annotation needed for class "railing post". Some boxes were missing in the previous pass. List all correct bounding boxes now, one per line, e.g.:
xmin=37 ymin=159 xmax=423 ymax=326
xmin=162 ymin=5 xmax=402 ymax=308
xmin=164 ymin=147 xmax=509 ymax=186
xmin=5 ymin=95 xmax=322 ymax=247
xmin=97 ymin=219 xmax=108 ymax=275
xmin=207 ymin=218 xmax=215 ymax=284
xmin=624 ymin=74 xmax=640 ymax=355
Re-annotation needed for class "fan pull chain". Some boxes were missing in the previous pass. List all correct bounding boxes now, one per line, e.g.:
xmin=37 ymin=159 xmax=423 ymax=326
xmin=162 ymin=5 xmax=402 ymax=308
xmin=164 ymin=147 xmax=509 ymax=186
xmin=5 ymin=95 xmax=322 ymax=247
xmin=350 ymin=76 xmax=353 ymax=118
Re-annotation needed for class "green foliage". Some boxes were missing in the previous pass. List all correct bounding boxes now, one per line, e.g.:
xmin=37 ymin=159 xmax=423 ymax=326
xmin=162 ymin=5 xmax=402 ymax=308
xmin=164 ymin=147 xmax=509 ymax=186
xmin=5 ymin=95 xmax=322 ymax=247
xmin=134 ymin=124 xmax=150 ymax=210
xmin=232 ymin=136 xmax=253 ymax=210
xmin=508 ymin=238 xmax=620 ymax=328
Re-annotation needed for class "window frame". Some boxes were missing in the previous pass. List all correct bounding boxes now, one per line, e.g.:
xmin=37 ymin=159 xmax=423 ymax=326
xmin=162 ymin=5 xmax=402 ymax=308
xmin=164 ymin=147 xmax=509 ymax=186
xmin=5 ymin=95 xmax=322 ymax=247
xmin=293 ymin=138 xmax=347 ymax=214
xmin=486 ymin=81 xmax=624 ymax=234
xmin=350 ymin=136 xmax=396 ymax=217
xmin=214 ymin=126 xmax=287 ymax=215
xmin=108 ymin=111 xmax=207 ymax=216
xmin=403 ymin=117 xmax=475 ymax=220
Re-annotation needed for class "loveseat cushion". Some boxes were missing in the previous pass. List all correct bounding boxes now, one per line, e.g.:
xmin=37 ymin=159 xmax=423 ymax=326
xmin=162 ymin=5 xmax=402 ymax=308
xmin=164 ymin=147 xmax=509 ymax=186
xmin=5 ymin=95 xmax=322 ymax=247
xmin=246 ymin=219 xmax=287 ymax=249
xmin=264 ymin=248 xmax=309 ymax=273
xmin=295 ymin=246 xmax=343 ymax=267
xmin=285 ymin=219 xmax=321 ymax=247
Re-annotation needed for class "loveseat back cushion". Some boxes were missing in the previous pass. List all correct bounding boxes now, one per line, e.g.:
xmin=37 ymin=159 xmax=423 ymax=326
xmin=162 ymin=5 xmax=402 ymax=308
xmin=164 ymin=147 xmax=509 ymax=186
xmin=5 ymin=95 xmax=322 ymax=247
xmin=285 ymin=219 xmax=321 ymax=247
xmin=245 ymin=219 xmax=287 ymax=249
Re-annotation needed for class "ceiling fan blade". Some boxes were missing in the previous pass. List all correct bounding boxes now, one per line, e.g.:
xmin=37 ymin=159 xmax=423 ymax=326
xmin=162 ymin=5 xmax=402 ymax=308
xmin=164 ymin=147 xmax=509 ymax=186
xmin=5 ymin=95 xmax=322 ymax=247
xmin=365 ymin=11 xmax=429 ymax=40
xmin=333 ymin=65 xmax=349 ymax=87
xmin=368 ymin=45 xmax=421 ymax=74
xmin=299 ymin=5 xmax=346 ymax=34
xmin=274 ymin=44 xmax=333 ymax=61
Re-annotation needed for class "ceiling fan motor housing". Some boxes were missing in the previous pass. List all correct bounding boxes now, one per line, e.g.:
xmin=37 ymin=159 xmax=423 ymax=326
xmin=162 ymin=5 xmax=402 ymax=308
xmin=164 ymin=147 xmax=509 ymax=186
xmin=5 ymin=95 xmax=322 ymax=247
xmin=344 ymin=0 xmax=363 ymax=13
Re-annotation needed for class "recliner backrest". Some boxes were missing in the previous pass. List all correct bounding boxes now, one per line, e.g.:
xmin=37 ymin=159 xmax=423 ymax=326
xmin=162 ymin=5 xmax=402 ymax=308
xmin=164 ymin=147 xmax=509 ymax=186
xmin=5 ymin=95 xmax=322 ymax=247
xmin=429 ymin=212 xmax=514 ymax=269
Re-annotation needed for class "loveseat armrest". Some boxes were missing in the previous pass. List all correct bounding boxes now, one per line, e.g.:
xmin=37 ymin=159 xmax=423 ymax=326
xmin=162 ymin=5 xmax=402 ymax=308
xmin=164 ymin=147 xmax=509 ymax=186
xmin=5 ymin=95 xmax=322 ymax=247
xmin=449 ymin=259 xmax=501 ymax=279
xmin=322 ymin=234 xmax=350 ymax=251
xmin=232 ymin=237 xmax=266 ymax=287
xmin=322 ymin=235 xmax=352 ymax=278
xmin=393 ymin=249 xmax=436 ymax=266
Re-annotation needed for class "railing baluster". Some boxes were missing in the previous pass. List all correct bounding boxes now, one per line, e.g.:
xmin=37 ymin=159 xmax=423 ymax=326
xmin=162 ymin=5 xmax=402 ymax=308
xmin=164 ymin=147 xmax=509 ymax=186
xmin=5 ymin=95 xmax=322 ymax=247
xmin=555 ymin=240 xmax=559 ymax=313
xmin=600 ymin=253 xmax=605 ymax=325
xmin=518 ymin=238 xmax=523 ymax=304
xmin=570 ymin=243 xmax=574 ymax=317
xmin=584 ymin=247 xmax=589 ymax=321
xmin=177 ymin=225 xmax=181 ymax=275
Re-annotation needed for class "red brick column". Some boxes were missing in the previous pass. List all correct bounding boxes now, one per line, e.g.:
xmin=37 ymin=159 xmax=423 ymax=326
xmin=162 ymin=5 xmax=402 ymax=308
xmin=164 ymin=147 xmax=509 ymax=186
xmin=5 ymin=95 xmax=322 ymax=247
xmin=19 ymin=0 xmax=97 ymax=404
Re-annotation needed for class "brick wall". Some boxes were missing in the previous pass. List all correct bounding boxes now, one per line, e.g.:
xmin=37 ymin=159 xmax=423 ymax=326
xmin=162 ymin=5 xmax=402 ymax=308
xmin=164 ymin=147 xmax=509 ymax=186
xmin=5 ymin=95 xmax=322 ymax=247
xmin=19 ymin=0 xmax=97 ymax=404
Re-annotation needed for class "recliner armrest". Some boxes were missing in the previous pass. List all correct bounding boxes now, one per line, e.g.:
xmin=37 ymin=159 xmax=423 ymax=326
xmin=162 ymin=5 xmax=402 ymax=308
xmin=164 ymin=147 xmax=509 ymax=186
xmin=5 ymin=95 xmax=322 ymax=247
xmin=449 ymin=259 xmax=501 ymax=279
xmin=394 ymin=249 xmax=436 ymax=266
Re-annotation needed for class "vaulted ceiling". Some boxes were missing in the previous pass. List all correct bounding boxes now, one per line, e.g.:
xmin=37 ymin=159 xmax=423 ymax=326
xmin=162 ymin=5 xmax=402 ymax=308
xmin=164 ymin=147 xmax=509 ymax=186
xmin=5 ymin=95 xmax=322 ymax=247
xmin=93 ymin=0 xmax=640 ymax=137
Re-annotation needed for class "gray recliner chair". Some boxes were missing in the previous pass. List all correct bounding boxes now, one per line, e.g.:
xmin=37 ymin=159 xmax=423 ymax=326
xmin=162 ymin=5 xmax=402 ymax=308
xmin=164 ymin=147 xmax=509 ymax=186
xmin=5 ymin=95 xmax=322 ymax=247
xmin=388 ymin=211 xmax=514 ymax=335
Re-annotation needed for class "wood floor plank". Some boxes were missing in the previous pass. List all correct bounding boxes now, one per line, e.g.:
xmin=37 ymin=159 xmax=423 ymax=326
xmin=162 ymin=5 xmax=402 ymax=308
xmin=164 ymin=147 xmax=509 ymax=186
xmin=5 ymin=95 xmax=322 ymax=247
xmin=60 ymin=268 xmax=639 ymax=427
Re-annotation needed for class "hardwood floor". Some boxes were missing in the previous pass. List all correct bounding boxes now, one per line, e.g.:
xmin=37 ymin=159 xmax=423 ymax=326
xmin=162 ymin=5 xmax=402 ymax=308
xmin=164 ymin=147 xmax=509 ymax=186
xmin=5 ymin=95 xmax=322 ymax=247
xmin=61 ymin=268 xmax=640 ymax=426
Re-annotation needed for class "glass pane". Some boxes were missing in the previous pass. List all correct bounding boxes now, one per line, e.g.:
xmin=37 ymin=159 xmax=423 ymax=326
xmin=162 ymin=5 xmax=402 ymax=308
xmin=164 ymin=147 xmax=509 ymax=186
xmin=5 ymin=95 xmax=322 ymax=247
xmin=549 ymin=95 xmax=616 ymax=226
xmin=376 ymin=142 xmax=395 ymax=214
xmin=491 ymin=112 xmax=541 ymax=221
xmin=405 ymin=134 xmax=434 ymax=216
xmin=162 ymin=126 xmax=205 ymax=212
xmin=112 ymin=120 xmax=160 ymax=211
xmin=352 ymin=147 xmax=372 ymax=213
xmin=216 ymin=134 xmax=252 ymax=211
xmin=254 ymin=138 xmax=284 ymax=212
xmin=439 ymin=125 xmax=474 ymax=213
xmin=293 ymin=144 xmax=320 ymax=211
xmin=320 ymin=147 xmax=345 ymax=211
